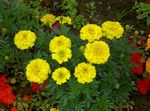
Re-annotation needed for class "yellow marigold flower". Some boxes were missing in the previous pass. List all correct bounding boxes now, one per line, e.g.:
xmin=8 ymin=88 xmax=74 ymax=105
xmin=84 ymin=41 xmax=110 ymax=64
xmin=56 ymin=16 xmax=72 ymax=25
xmin=26 ymin=59 xmax=51 ymax=83
xmin=14 ymin=30 xmax=37 ymax=50
xmin=146 ymin=58 xmax=150 ymax=74
xmin=80 ymin=24 xmax=102 ymax=42
xmin=49 ymin=35 xmax=71 ymax=52
xmin=52 ymin=48 xmax=72 ymax=64
xmin=52 ymin=67 xmax=71 ymax=85
xmin=102 ymin=21 xmax=124 ymax=40
xmin=74 ymin=62 xmax=96 ymax=84
xmin=40 ymin=14 xmax=56 ymax=26
xmin=50 ymin=108 xmax=59 ymax=111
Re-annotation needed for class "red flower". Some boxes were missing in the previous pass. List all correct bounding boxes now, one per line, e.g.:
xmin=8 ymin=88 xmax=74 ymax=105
xmin=0 ymin=83 xmax=16 ymax=104
xmin=137 ymin=78 xmax=150 ymax=94
xmin=32 ymin=81 xmax=48 ymax=92
xmin=130 ymin=52 xmax=143 ymax=74
xmin=0 ymin=74 xmax=7 ymax=84
xmin=130 ymin=53 xmax=141 ymax=62
xmin=23 ymin=95 xmax=32 ymax=101
xmin=146 ymin=0 xmax=150 ymax=4
xmin=32 ymin=82 xmax=41 ymax=92
xmin=52 ymin=22 xmax=61 ymax=30
xmin=10 ymin=106 xmax=18 ymax=111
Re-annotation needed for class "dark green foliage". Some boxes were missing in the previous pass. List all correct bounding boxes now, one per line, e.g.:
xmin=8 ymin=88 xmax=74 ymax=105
xmin=133 ymin=2 xmax=150 ymax=26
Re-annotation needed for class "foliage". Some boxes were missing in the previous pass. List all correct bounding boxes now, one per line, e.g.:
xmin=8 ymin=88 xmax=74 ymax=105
xmin=85 ymin=1 xmax=96 ymax=16
xmin=72 ymin=15 xmax=87 ymax=30
xmin=133 ymin=2 xmax=150 ymax=26
xmin=62 ymin=0 xmax=78 ymax=17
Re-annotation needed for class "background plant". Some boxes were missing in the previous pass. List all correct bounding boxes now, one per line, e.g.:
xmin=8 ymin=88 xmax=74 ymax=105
xmin=133 ymin=2 xmax=150 ymax=26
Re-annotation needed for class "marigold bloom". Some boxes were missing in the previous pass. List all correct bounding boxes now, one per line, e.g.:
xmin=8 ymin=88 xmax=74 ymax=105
xmin=147 ymin=38 xmax=150 ymax=49
xmin=14 ymin=30 xmax=37 ymax=50
xmin=52 ymin=67 xmax=70 ymax=85
xmin=49 ymin=35 xmax=71 ymax=52
xmin=26 ymin=59 xmax=51 ymax=83
xmin=0 ymin=83 xmax=16 ymax=104
xmin=130 ymin=52 xmax=143 ymax=74
xmin=84 ymin=41 xmax=110 ymax=64
xmin=52 ymin=48 xmax=72 ymax=64
xmin=50 ymin=107 xmax=59 ymax=111
xmin=74 ymin=62 xmax=96 ymax=84
xmin=11 ymin=106 xmax=18 ymax=111
xmin=146 ymin=58 xmax=150 ymax=73
xmin=80 ymin=24 xmax=102 ymax=42
xmin=40 ymin=14 xmax=56 ymax=26
xmin=56 ymin=16 xmax=72 ymax=25
xmin=102 ymin=21 xmax=124 ymax=40
xmin=136 ymin=78 xmax=150 ymax=94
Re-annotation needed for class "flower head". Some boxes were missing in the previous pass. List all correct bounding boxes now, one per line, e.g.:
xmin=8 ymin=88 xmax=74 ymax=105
xmin=52 ymin=48 xmax=72 ymax=64
xmin=146 ymin=57 xmax=150 ymax=74
xmin=0 ymin=83 xmax=16 ymax=104
xmin=52 ymin=67 xmax=70 ymax=85
xmin=130 ymin=52 xmax=143 ymax=74
xmin=74 ymin=62 xmax=96 ymax=84
xmin=14 ymin=30 xmax=37 ymax=50
xmin=56 ymin=16 xmax=72 ymax=25
xmin=40 ymin=14 xmax=56 ymax=27
xmin=80 ymin=24 xmax=102 ymax=42
xmin=49 ymin=35 xmax=71 ymax=52
xmin=10 ymin=106 xmax=18 ymax=111
xmin=137 ymin=78 xmax=150 ymax=94
xmin=147 ymin=38 xmax=150 ymax=49
xmin=26 ymin=59 xmax=51 ymax=83
xmin=0 ymin=74 xmax=6 ymax=84
xmin=102 ymin=21 xmax=124 ymax=40
xmin=84 ymin=41 xmax=110 ymax=64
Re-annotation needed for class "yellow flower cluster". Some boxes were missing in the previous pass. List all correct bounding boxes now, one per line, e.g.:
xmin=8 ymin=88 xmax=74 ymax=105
xmin=40 ymin=14 xmax=56 ymax=27
xmin=49 ymin=35 xmax=71 ymax=52
xmin=56 ymin=16 xmax=72 ymax=25
xmin=102 ymin=21 xmax=124 ymax=40
xmin=49 ymin=35 xmax=72 ymax=64
xmin=74 ymin=62 xmax=96 ymax=84
xmin=84 ymin=41 xmax=110 ymax=64
xmin=40 ymin=14 xmax=72 ymax=27
xmin=14 ymin=30 xmax=37 ymax=50
xmin=50 ymin=108 xmax=59 ymax=111
xmin=52 ymin=67 xmax=70 ymax=85
xmin=26 ymin=59 xmax=51 ymax=83
xmin=80 ymin=24 xmax=102 ymax=42
xmin=52 ymin=47 xmax=72 ymax=64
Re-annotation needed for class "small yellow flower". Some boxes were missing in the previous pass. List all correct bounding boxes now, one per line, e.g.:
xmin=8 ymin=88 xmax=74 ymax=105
xmin=52 ymin=67 xmax=71 ymax=85
xmin=26 ymin=59 xmax=51 ymax=83
xmin=74 ymin=62 xmax=96 ymax=84
xmin=52 ymin=48 xmax=72 ymax=64
xmin=80 ymin=24 xmax=102 ymax=42
xmin=84 ymin=41 xmax=110 ymax=64
xmin=49 ymin=35 xmax=71 ymax=52
xmin=50 ymin=107 xmax=59 ymax=111
xmin=56 ymin=16 xmax=72 ymax=25
xmin=102 ymin=21 xmax=124 ymax=40
xmin=40 ymin=14 xmax=56 ymax=27
xmin=14 ymin=30 xmax=37 ymax=50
